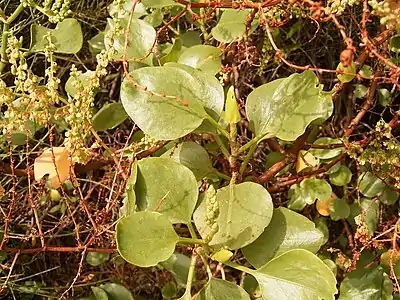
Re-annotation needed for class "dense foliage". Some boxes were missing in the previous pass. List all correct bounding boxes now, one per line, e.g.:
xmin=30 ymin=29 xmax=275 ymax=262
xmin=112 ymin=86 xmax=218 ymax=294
xmin=0 ymin=0 xmax=400 ymax=299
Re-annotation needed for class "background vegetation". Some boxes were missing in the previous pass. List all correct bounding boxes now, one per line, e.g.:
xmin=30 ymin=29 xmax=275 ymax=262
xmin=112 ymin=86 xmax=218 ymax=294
xmin=0 ymin=0 xmax=400 ymax=299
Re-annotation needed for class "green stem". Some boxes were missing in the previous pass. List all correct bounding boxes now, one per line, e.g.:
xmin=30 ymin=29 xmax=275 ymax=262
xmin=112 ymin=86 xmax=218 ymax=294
xmin=0 ymin=4 xmax=25 ymax=74
xmin=214 ymin=135 xmax=230 ymax=159
xmin=206 ymin=116 xmax=230 ymax=139
xmin=187 ymin=222 xmax=198 ymax=239
xmin=229 ymin=123 xmax=238 ymax=184
xmin=223 ymin=261 xmax=253 ymax=273
xmin=212 ymin=168 xmax=231 ymax=181
xmin=237 ymin=134 xmax=266 ymax=154
xmin=178 ymin=237 xmax=205 ymax=245
xmin=183 ymin=252 xmax=198 ymax=297
xmin=239 ymin=143 xmax=257 ymax=175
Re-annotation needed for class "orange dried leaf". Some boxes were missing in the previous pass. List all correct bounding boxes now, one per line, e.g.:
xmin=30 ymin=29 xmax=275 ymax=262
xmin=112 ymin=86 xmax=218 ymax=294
xmin=34 ymin=147 xmax=71 ymax=189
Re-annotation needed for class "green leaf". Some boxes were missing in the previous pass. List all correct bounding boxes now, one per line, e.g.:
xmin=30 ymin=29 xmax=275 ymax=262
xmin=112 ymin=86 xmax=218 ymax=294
xmin=160 ymin=39 xmax=183 ymax=65
xmin=377 ymin=88 xmax=391 ymax=106
xmin=223 ymin=86 xmax=241 ymax=124
xmin=246 ymin=71 xmax=333 ymax=141
xmin=194 ymin=182 xmax=273 ymax=249
xmin=109 ymin=1 xmax=147 ymax=18
xmin=358 ymin=198 xmax=379 ymax=235
xmin=354 ymin=84 xmax=368 ymax=98
xmin=160 ymin=253 xmax=191 ymax=287
xmin=86 ymin=252 xmax=110 ymax=267
xmin=196 ymin=278 xmax=250 ymax=300
xmin=181 ymin=31 xmax=201 ymax=48
xmin=106 ymin=18 xmax=155 ymax=65
xmin=91 ymin=287 xmax=108 ymax=300
xmin=30 ymin=18 xmax=83 ymax=54
xmin=379 ymin=187 xmax=399 ymax=205
xmin=178 ymin=45 xmax=222 ymax=76
xmin=144 ymin=9 xmax=164 ymax=27
xmin=301 ymin=177 xmax=332 ymax=203
xmin=142 ymin=0 xmax=178 ymax=8
xmin=339 ymin=264 xmax=387 ymax=300
xmin=88 ymin=32 xmax=105 ymax=55
xmin=287 ymin=184 xmax=307 ymax=211
xmin=242 ymin=207 xmax=324 ymax=268
xmin=360 ymin=65 xmax=372 ymax=77
xmin=309 ymin=137 xmax=344 ymax=159
xmin=121 ymin=66 xmax=223 ymax=140
xmin=162 ymin=282 xmax=178 ymax=299
xmin=161 ymin=141 xmax=213 ymax=181
xmin=92 ymin=102 xmax=128 ymax=132
xmin=336 ymin=62 xmax=356 ymax=83
xmin=389 ymin=34 xmax=400 ymax=53
xmin=211 ymin=9 xmax=254 ymax=43
xmin=65 ymin=71 xmax=94 ymax=97
xmin=100 ymin=283 xmax=134 ymax=300
xmin=358 ymin=172 xmax=386 ymax=197
xmin=211 ymin=249 xmax=233 ymax=263
xmin=116 ymin=211 xmax=179 ymax=267
xmin=329 ymin=165 xmax=352 ymax=186
xmin=329 ymin=197 xmax=350 ymax=221
xmin=249 ymin=249 xmax=337 ymax=300
xmin=135 ymin=157 xmax=198 ymax=224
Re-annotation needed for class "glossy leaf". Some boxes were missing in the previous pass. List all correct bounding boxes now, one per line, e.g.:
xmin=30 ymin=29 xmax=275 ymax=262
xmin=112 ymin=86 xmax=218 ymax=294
xmin=358 ymin=172 xmax=386 ymax=198
xmin=135 ymin=157 xmax=198 ymax=224
xmin=178 ymin=45 xmax=222 ymax=75
xmin=86 ymin=252 xmax=110 ymax=267
xmin=389 ymin=34 xmax=400 ymax=53
xmin=246 ymin=71 xmax=333 ymax=141
xmin=160 ymin=253 xmax=191 ymax=287
xmin=106 ymin=18 xmax=155 ymax=65
xmin=91 ymin=287 xmax=108 ymax=300
xmin=160 ymin=38 xmax=182 ymax=65
xmin=336 ymin=62 xmax=356 ymax=83
xmin=379 ymin=187 xmax=399 ymax=205
xmin=339 ymin=264 xmax=387 ymax=300
xmin=300 ymin=177 xmax=332 ymax=203
xmin=142 ymin=0 xmax=178 ymax=7
xmin=329 ymin=197 xmax=350 ymax=221
xmin=358 ymin=198 xmax=379 ymax=235
xmin=92 ymin=102 xmax=128 ymax=132
xmin=144 ymin=9 xmax=164 ymax=27
xmin=109 ymin=1 xmax=147 ymax=18
xmin=121 ymin=66 xmax=223 ymax=140
xmin=100 ymin=283 xmax=134 ymax=300
xmin=161 ymin=142 xmax=213 ymax=181
xmin=88 ymin=32 xmax=105 ymax=55
xmin=30 ymin=18 xmax=83 ymax=54
xmin=250 ymin=249 xmax=337 ymax=300
xmin=329 ymin=165 xmax=352 ymax=186
xmin=309 ymin=137 xmax=344 ymax=159
xmin=223 ymin=86 xmax=241 ymax=124
xmin=377 ymin=88 xmax=391 ymax=106
xmin=211 ymin=9 xmax=253 ymax=43
xmin=354 ymin=84 xmax=368 ymax=98
xmin=195 ymin=182 xmax=273 ymax=249
xmin=242 ymin=207 xmax=324 ymax=268
xmin=116 ymin=211 xmax=179 ymax=267
xmin=196 ymin=278 xmax=250 ymax=300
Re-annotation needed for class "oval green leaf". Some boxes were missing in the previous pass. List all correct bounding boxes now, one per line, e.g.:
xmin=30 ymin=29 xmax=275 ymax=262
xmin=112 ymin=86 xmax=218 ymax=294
xmin=100 ymin=283 xmax=134 ymax=300
xmin=211 ymin=9 xmax=253 ymax=43
xmin=309 ymin=137 xmax=344 ymax=159
xmin=250 ymin=249 xmax=337 ymax=300
xmin=196 ymin=278 xmax=250 ymax=300
xmin=116 ymin=211 xmax=179 ymax=267
xmin=135 ymin=157 xmax=198 ymax=224
xmin=246 ymin=71 xmax=333 ymax=141
xmin=121 ymin=66 xmax=223 ymax=140
xmin=242 ymin=207 xmax=324 ymax=268
xmin=92 ymin=102 xmax=128 ymax=132
xmin=329 ymin=165 xmax=352 ymax=186
xmin=178 ymin=45 xmax=222 ymax=76
xmin=161 ymin=141 xmax=213 ymax=181
xmin=30 ymin=18 xmax=83 ymax=54
xmin=194 ymin=182 xmax=273 ymax=249
xmin=358 ymin=172 xmax=386 ymax=198
xmin=106 ymin=18 xmax=155 ymax=65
